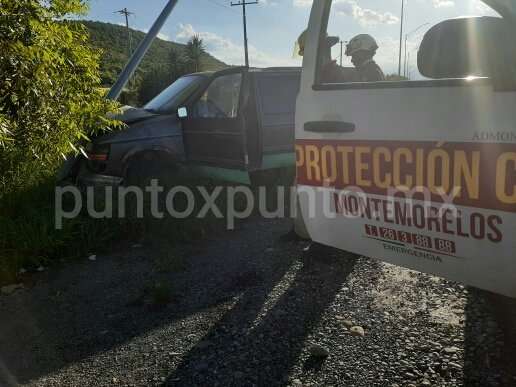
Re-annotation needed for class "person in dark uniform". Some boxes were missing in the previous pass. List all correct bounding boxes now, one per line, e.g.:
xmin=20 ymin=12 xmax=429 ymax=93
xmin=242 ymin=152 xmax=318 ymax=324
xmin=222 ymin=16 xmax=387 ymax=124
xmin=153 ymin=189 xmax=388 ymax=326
xmin=345 ymin=34 xmax=386 ymax=82
xmin=296 ymin=29 xmax=348 ymax=84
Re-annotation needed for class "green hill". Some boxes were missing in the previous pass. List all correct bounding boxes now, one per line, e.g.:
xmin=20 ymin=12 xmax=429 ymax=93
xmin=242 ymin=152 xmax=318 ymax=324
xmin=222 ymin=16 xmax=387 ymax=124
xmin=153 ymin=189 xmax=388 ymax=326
xmin=79 ymin=21 xmax=229 ymax=85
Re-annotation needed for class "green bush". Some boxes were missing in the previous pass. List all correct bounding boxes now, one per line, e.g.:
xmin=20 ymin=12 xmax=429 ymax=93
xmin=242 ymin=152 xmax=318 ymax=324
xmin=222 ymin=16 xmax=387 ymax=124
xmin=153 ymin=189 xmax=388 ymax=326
xmin=0 ymin=0 xmax=122 ymax=196
xmin=0 ymin=169 xmax=294 ymax=286
xmin=0 ymin=0 xmax=122 ymax=283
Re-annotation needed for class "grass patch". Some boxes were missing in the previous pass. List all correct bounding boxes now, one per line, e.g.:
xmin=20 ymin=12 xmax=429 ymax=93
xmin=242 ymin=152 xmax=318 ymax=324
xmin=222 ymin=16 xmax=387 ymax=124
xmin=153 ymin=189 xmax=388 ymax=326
xmin=0 ymin=167 xmax=295 ymax=286
xmin=0 ymin=202 xmax=76 ymax=267
xmin=126 ymin=282 xmax=175 ymax=309
xmin=144 ymin=282 xmax=175 ymax=308
xmin=155 ymin=250 xmax=185 ymax=273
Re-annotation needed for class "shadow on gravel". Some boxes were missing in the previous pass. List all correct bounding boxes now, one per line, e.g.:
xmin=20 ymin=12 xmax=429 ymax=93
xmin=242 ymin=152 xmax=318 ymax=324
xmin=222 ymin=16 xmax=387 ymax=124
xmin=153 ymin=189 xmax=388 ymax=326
xmin=0 ymin=248 xmax=288 ymax=387
xmin=0 ymin=217 xmax=364 ymax=387
xmin=164 ymin=251 xmax=359 ymax=387
xmin=0 ymin=250 xmax=223 ymax=386
xmin=0 ymin=220 xmax=306 ymax=386
xmin=462 ymin=289 xmax=516 ymax=387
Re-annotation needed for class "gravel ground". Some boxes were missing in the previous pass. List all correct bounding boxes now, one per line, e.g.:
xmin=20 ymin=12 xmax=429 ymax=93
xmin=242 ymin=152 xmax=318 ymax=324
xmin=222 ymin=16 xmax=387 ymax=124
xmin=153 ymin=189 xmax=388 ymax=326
xmin=0 ymin=217 xmax=515 ymax=387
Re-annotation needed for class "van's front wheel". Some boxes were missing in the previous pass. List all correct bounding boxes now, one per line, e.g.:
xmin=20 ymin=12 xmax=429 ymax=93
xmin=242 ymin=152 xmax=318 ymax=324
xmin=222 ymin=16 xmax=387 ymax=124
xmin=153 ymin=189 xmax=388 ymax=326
xmin=125 ymin=152 xmax=178 ymax=188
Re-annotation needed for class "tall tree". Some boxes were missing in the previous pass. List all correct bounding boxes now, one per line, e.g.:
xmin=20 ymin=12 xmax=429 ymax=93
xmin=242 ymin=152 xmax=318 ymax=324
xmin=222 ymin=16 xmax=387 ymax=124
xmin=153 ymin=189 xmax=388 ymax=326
xmin=137 ymin=36 xmax=208 ymax=105
xmin=138 ymin=62 xmax=171 ymax=105
xmin=186 ymin=34 xmax=207 ymax=73
xmin=0 ymin=0 xmax=121 ymax=196
xmin=168 ymin=46 xmax=186 ymax=82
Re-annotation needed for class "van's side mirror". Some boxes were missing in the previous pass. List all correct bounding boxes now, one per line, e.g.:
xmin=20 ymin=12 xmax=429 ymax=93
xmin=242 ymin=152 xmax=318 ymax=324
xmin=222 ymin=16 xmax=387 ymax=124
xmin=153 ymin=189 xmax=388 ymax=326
xmin=178 ymin=107 xmax=187 ymax=118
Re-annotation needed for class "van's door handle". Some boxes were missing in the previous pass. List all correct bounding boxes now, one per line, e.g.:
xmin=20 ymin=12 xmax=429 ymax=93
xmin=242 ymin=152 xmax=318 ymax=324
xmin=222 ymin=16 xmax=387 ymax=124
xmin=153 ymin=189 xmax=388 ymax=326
xmin=304 ymin=121 xmax=355 ymax=133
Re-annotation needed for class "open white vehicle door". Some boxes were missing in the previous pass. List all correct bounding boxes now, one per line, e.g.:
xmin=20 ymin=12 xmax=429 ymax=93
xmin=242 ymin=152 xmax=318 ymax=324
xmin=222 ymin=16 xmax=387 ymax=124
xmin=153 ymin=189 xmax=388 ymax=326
xmin=296 ymin=0 xmax=516 ymax=297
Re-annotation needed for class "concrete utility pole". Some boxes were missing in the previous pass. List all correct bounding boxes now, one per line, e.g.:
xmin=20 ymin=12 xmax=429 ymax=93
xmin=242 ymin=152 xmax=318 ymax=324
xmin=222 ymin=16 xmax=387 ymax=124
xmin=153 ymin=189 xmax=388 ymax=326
xmin=117 ymin=8 xmax=135 ymax=57
xmin=107 ymin=0 xmax=180 ymax=101
xmin=231 ymin=0 xmax=258 ymax=67
xmin=406 ymin=47 xmax=419 ymax=80
xmin=398 ymin=0 xmax=404 ymax=76
xmin=339 ymin=40 xmax=348 ymax=66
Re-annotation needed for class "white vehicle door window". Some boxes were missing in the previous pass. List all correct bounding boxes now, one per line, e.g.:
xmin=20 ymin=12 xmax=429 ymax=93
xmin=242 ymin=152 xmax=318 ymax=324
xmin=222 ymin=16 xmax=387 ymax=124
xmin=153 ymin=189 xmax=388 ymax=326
xmin=297 ymin=0 xmax=516 ymax=297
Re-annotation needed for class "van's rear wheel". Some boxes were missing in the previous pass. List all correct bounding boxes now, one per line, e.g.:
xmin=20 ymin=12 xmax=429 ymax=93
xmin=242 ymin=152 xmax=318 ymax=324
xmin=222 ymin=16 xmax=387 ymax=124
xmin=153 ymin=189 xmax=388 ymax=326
xmin=125 ymin=152 xmax=178 ymax=188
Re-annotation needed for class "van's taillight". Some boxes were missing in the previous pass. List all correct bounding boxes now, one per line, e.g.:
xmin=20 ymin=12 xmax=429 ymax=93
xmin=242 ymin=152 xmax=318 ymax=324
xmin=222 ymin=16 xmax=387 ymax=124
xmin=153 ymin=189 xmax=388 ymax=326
xmin=88 ymin=153 xmax=108 ymax=161
xmin=86 ymin=143 xmax=110 ymax=162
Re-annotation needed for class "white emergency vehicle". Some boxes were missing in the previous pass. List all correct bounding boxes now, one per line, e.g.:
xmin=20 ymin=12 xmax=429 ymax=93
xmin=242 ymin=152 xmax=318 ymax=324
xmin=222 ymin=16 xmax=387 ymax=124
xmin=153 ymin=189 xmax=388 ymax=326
xmin=296 ymin=0 xmax=516 ymax=297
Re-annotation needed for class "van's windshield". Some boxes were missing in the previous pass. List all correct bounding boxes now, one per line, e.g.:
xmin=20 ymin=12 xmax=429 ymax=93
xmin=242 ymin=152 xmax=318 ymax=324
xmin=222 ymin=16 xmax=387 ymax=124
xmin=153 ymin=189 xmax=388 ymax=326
xmin=144 ymin=75 xmax=205 ymax=111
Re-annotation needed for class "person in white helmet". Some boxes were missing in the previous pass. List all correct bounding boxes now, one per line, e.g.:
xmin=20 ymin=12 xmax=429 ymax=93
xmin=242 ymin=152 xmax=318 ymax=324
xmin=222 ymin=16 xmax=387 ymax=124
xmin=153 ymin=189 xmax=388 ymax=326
xmin=345 ymin=34 xmax=386 ymax=82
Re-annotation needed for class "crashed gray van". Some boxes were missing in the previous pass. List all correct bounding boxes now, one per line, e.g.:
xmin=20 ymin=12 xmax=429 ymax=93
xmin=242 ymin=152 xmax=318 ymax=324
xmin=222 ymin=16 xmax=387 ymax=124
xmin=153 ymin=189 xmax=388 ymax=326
xmin=58 ymin=66 xmax=355 ymax=187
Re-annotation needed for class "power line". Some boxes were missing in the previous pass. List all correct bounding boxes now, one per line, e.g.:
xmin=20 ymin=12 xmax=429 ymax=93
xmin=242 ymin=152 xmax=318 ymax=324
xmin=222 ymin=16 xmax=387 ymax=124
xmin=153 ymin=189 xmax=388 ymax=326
xmin=206 ymin=0 xmax=296 ymax=38
xmin=267 ymin=3 xmax=304 ymax=24
xmin=242 ymin=13 xmax=297 ymax=38
xmin=95 ymin=14 xmax=120 ymax=22
xmin=80 ymin=12 xmax=119 ymax=23
xmin=131 ymin=14 xmax=144 ymax=34
xmin=87 ymin=11 xmax=118 ymax=20
xmin=252 ymin=1 xmax=304 ymax=32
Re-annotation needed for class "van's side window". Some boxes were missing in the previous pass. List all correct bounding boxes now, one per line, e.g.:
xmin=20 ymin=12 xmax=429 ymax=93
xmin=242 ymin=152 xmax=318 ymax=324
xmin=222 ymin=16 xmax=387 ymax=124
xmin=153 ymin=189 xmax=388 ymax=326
xmin=195 ymin=73 xmax=242 ymax=118
xmin=257 ymin=75 xmax=300 ymax=116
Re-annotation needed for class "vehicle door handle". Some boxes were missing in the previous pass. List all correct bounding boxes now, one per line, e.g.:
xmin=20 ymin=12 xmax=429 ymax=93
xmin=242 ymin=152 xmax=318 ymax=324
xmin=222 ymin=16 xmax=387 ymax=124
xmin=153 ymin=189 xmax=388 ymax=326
xmin=304 ymin=121 xmax=355 ymax=133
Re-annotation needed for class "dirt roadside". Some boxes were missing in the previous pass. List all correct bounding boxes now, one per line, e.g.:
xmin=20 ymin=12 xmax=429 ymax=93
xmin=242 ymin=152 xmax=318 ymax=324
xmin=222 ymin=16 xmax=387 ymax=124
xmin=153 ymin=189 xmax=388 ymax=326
xmin=0 ymin=217 xmax=515 ymax=387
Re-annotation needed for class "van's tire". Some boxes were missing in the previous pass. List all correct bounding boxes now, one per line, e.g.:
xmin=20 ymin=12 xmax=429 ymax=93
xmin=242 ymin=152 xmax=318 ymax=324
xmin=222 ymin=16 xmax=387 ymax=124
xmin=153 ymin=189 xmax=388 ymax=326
xmin=125 ymin=152 xmax=178 ymax=188
xmin=249 ymin=168 xmax=295 ymax=190
xmin=249 ymin=171 xmax=262 ymax=191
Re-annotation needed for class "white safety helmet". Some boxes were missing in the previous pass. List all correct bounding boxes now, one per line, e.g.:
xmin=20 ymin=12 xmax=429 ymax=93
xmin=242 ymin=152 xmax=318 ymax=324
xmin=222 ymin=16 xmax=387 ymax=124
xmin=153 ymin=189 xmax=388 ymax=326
xmin=345 ymin=34 xmax=379 ymax=56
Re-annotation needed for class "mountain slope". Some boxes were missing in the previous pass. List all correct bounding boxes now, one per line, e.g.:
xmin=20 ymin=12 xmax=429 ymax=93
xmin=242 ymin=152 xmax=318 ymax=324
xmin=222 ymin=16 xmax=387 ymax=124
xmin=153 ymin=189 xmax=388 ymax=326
xmin=80 ymin=21 xmax=229 ymax=85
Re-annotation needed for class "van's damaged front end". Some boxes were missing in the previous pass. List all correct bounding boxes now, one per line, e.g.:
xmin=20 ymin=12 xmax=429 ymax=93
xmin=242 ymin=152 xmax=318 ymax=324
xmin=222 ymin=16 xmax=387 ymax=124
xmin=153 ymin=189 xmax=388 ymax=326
xmin=57 ymin=105 xmax=184 ymax=187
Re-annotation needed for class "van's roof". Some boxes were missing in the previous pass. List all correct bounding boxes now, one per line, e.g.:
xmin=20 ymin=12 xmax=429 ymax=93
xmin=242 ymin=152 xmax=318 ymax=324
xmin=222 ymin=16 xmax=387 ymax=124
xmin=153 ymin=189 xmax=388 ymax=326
xmin=186 ymin=66 xmax=356 ymax=77
xmin=185 ymin=67 xmax=303 ymax=77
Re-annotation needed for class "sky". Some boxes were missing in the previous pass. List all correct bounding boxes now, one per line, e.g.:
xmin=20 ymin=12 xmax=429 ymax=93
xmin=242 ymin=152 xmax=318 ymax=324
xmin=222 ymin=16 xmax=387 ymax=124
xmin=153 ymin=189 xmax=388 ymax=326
xmin=82 ymin=0 xmax=500 ymax=77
